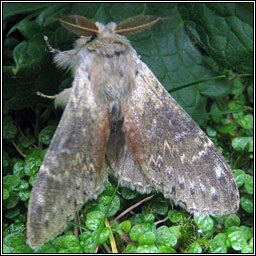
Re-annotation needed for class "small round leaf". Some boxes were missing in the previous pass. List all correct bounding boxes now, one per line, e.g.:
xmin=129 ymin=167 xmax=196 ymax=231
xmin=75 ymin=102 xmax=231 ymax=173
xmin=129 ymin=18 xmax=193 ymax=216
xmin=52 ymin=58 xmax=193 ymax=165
xmin=86 ymin=211 xmax=104 ymax=231
xmin=38 ymin=125 xmax=57 ymax=145
xmin=240 ymin=196 xmax=253 ymax=214
xmin=194 ymin=215 xmax=214 ymax=232
xmin=168 ymin=209 xmax=182 ymax=223
xmin=138 ymin=231 xmax=156 ymax=245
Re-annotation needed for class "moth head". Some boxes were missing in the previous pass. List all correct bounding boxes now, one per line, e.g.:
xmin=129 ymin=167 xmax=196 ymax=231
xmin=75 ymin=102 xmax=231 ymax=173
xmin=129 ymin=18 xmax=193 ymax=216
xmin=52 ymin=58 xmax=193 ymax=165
xmin=55 ymin=15 xmax=170 ymax=37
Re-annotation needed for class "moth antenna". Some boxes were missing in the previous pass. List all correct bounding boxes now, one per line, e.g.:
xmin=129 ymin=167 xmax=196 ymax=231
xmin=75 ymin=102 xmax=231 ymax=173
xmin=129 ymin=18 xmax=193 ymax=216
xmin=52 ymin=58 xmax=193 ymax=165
xmin=54 ymin=15 xmax=99 ymax=36
xmin=115 ymin=15 xmax=171 ymax=35
xmin=43 ymin=36 xmax=60 ymax=54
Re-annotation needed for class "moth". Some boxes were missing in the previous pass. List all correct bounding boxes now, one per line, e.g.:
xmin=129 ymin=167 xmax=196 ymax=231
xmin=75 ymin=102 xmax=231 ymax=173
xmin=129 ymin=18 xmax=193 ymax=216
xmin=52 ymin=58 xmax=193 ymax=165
xmin=27 ymin=15 xmax=240 ymax=248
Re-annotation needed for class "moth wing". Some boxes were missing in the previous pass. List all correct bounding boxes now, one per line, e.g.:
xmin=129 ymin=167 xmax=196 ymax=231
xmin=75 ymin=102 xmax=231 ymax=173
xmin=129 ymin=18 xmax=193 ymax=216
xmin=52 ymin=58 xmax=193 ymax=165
xmin=123 ymin=60 xmax=240 ymax=216
xmin=106 ymin=125 xmax=155 ymax=194
xmin=27 ymin=74 xmax=110 ymax=248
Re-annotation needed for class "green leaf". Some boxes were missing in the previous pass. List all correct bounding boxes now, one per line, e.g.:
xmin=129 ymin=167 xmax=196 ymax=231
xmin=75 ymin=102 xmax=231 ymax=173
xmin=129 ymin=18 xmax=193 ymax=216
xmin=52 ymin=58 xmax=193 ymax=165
xmin=96 ymin=227 xmax=110 ymax=244
xmin=3 ymin=175 xmax=21 ymax=192
xmin=218 ymin=121 xmax=236 ymax=134
xmin=247 ymin=84 xmax=253 ymax=103
xmin=38 ymin=125 xmax=57 ymax=145
xmin=210 ymin=102 xmax=224 ymax=123
xmin=240 ymin=195 xmax=253 ymax=214
xmin=12 ymin=245 xmax=34 ymax=253
xmin=240 ymin=225 xmax=252 ymax=241
xmin=230 ymin=79 xmax=244 ymax=95
xmin=156 ymin=225 xmax=177 ymax=247
xmin=121 ymin=187 xmax=138 ymax=199
xmin=180 ymin=3 xmax=253 ymax=73
xmin=168 ymin=209 xmax=182 ymax=223
xmin=136 ymin=244 xmax=159 ymax=253
xmin=169 ymin=225 xmax=182 ymax=239
xmin=210 ymin=233 xmax=227 ymax=253
xmin=4 ymin=232 xmax=26 ymax=247
xmin=60 ymin=234 xmax=82 ymax=253
xmin=129 ymin=223 xmax=155 ymax=243
xmin=143 ymin=213 xmax=155 ymax=224
xmin=232 ymin=137 xmax=253 ymax=152
xmin=3 ymin=116 xmax=17 ymax=139
xmin=125 ymin=243 xmax=137 ymax=253
xmin=227 ymin=227 xmax=247 ymax=251
xmin=9 ymin=222 xmax=25 ymax=233
xmin=224 ymin=214 xmax=240 ymax=228
xmin=194 ymin=215 xmax=215 ymax=232
xmin=86 ymin=211 xmax=104 ymax=231
xmin=5 ymin=207 xmax=20 ymax=219
xmin=129 ymin=224 xmax=148 ymax=242
xmin=18 ymin=179 xmax=29 ymax=191
xmin=129 ymin=214 xmax=144 ymax=225
xmin=24 ymin=155 xmax=42 ymax=176
xmin=158 ymin=245 xmax=176 ymax=253
xmin=16 ymin=213 xmax=26 ymax=223
xmin=237 ymin=114 xmax=253 ymax=130
xmin=3 ymin=151 xmax=11 ymax=168
xmin=80 ymin=230 xmax=92 ymax=242
xmin=120 ymin=220 xmax=132 ymax=233
xmin=3 ymin=188 xmax=10 ymax=200
xmin=184 ymin=241 xmax=202 ymax=253
xmin=151 ymin=199 xmax=168 ymax=215
xmin=233 ymin=169 xmax=245 ymax=187
xmin=3 ymin=2 xmax=50 ymax=19
xmin=13 ymin=160 xmax=25 ymax=178
xmin=3 ymin=244 xmax=11 ymax=253
xmin=110 ymin=221 xmax=123 ymax=236
xmin=138 ymin=231 xmax=156 ymax=245
xmin=18 ymin=190 xmax=31 ymax=201
xmin=206 ymin=126 xmax=217 ymax=137
xmin=29 ymin=175 xmax=37 ymax=186
xmin=102 ymin=181 xmax=114 ymax=196
xmin=97 ymin=194 xmax=120 ymax=217
xmin=18 ymin=135 xmax=35 ymax=148
xmin=241 ymin=244 xmax=253 ymax=253
xmin=4 ymin=191 xmax=19 ymax=209
xmin=33 ymin=242 xmax=58 ymax=253
xmin=244 ymin=174 xmax=253 ymax=194
xmin=81 ymin=238 xmax=94 ymax=253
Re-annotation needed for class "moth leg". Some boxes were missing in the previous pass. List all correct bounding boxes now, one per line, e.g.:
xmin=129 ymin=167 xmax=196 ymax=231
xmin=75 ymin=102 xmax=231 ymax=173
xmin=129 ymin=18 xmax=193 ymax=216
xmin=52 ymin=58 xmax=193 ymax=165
xmin=44 ymin=35 xmax=80 ymax=70
xmin=43 ymin=35 xmax=60 ymax=54
xmin=37 ymin=88 xmax=72 ymax=109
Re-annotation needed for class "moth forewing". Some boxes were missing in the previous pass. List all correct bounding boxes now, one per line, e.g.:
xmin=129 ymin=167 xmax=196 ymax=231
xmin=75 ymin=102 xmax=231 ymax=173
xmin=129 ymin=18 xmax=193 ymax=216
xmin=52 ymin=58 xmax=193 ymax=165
xmin=27 ymin=55 xmax=110 ymax=248
xmin=123 ymin=60 xmax=240 ymax=216
xmin=27 ymin=14 xmax=239 ymax=248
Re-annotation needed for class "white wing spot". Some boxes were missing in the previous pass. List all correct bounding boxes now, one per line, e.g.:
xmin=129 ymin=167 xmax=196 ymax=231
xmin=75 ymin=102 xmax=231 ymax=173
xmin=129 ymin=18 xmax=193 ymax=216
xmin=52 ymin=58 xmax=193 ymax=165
xmin=178 ymin=176 xmax=185 ymax=189
xmin=200 ymin=183 xmax=206 ymax=193
xmin=66 ymin=189 xmax=73 ymax=203
xmin=180 ymin=153 xmax=185 ymax=163
xmin=167 ymin=166 xmax=173 ymax=178
xmin=211 ymin=186 xmax=218 ymax=201
xmin=215 ymin=166 xmax=224 ymax=179
xmin=53 ymin=206 xmax=58 ymax=214
xmin=44 ymin=212 xmax=50 ymax=227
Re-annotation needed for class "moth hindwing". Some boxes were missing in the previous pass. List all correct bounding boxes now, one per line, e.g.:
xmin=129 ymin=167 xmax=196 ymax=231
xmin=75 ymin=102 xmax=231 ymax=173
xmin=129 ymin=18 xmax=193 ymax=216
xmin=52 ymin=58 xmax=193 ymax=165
xmin=27 ymin=15 xmax=240 ymax=248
